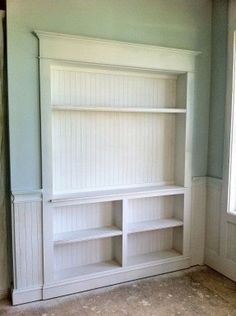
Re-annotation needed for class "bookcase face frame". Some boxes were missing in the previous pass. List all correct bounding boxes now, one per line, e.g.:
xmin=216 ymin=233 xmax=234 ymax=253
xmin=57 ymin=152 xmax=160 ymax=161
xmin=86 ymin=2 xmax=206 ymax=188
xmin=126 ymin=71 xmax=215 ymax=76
xmin=36 ymin=31 xmax=198 ymax=300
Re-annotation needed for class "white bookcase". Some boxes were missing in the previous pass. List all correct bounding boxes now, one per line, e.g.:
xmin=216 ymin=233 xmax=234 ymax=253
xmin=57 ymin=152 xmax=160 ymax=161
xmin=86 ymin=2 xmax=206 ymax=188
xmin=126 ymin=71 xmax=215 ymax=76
xmin=36 ymin=31 xmax=199 ymax=300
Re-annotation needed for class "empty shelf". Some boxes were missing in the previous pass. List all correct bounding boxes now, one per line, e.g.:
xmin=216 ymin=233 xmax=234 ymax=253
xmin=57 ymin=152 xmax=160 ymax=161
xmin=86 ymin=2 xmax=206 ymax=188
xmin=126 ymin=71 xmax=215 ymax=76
xmin=54 ymin=226 xmax=122 ymax=245
xmin=127 ymin=249 xmax=182 ymax=267
xmin=54 ymin=260 xmax=120 ymax=281
xmin=50 ymin=185 xmax=186 ymax=204
xmin=127 ymin=219 xmax=183 ymax=234
xmin=53 ymin=105 xmax=186 ymax=114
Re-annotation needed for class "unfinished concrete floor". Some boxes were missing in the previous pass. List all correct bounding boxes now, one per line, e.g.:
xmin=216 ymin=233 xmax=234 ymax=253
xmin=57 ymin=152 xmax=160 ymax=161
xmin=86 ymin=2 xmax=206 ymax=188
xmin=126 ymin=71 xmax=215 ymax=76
xmin=0 ymin=266 xmax=236 ymax=316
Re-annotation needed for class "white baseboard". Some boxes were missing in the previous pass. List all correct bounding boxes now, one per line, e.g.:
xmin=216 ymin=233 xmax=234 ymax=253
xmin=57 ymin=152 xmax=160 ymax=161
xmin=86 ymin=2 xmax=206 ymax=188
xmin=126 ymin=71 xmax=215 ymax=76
xmin=43 ymin=257 xmax=190 ymax=300
xmin=205 ymin=248 xmax=236 ymax=281
xmin=12 ymin=287 xmax=43 ymax=305
xmin=12 ymin=257 xmax=190 ymax=304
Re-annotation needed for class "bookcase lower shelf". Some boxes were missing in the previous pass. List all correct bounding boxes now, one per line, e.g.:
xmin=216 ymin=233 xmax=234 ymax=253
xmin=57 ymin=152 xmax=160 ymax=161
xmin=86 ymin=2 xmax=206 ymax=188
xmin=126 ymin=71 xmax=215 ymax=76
xmin=54 ymin=260 xmax=120 ymax=281
xmin=127 ymin=249 xmax=182 ymax=266
xmin=54 ymin=249 xmax=183 ymax=282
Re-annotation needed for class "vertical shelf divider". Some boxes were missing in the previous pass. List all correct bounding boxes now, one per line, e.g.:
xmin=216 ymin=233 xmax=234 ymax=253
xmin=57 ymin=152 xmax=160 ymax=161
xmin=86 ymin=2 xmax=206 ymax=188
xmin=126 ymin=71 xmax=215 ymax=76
xmin=122 ymin=198 xmax=129 ymax=267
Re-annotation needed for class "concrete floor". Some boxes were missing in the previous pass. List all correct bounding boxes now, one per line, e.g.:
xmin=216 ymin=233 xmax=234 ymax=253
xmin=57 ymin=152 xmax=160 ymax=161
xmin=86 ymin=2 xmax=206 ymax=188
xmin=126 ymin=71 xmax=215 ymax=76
xmin=0 ymin=266 xmax=236 ymax=316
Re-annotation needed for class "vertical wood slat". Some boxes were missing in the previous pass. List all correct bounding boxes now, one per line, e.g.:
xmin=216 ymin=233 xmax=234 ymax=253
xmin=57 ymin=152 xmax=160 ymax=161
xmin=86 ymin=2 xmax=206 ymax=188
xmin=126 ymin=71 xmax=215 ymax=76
xmin=51 ymin=67 xmax=177 ymax=108
xmin=13 ymin=200 xmax=43 ymax=289
xmin=226 ymin=222 xmax=236 ymax=262
xmin=53 ymin=201 xmax=122 ymax=234
xmin=52 ymin=111 xmax=176 ymax=193
xmin=127 ymin=229 xmax=174 ymax=257
xmin=54 ymin=237 xmax=122 ymax=271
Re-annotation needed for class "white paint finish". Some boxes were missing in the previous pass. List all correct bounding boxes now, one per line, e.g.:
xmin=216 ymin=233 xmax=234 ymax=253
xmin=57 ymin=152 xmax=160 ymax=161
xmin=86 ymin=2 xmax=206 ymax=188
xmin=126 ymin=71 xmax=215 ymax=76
xmin=127 ymin=195 xmax=184 ymax=224
xmin=52 ymin=110 xmax=176 ymax=193
xmin=35 ymin=31 xmax=200 ymax=73
xmin=54 ymin=260 xmax=120 ymax=281
xmin=12 ymin=197 xmax=43 ymax=289
xmin=11 ymin=32 xmax=198 ymax=305
xmin=127 ymin=228 xmax=182 ymax=258
xmin=12 ymin=190 xmax=42 ymax=203
xmin=12 ymin=287 xmax=43 ymax=306
xmin=53 ymin=201 xmax=122 ymax=234
xmin=50 ymin=185 xmax=186 ymax=205
xmin=51 ymin=66 xmax=177 ymax=109
xmin=43 ymin=256 xmax=190 ymax=301
xmin=54 ymin=226 xmax=122 ymax=245
xmin=127 ymin=249 xmax=182 ymax=266
xmin=54 ymin=236 xmax=122 ymax=273
xmin=205 ymin=249 xmax=236 ymax=282
xmin=205 ymin=177 xmax=236 ymax=281
xmin=226 ymin=222 xmax=236 ymax=262
xmin=205 ymin=178 xmax=222 ymax=255
xmin=191 ymin=177 xmax=207 ymax=265
xmin=127 ymin=219 xmax=183 ymax=234
xmin=53 ymin=106 xmax=186 ymax=113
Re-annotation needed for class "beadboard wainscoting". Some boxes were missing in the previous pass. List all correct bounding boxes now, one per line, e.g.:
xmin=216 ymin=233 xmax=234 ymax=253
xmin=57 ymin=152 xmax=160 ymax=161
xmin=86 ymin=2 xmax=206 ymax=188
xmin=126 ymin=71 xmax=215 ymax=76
xmin=11 ymin=191 xmax=43 ymax=304
xmin=191 ymin=177 xmax=207 ymax=266
xmin=205 ymin=178 xmax=236 ymax=281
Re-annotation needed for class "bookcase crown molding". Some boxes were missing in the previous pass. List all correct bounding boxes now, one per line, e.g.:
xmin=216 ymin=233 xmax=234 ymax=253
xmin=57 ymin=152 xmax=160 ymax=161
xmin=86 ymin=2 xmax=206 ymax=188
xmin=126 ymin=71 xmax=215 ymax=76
xmin=34 ymin=31 xmax=200 ymax=73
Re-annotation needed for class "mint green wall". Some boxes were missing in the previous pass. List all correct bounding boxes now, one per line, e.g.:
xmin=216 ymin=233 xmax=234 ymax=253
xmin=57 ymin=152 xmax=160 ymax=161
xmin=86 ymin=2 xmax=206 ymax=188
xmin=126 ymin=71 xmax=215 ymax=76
xmin=7 ymin=0 xmax=212 ymax=190
xmin=207 ymin=0 xmax=228 ymax=178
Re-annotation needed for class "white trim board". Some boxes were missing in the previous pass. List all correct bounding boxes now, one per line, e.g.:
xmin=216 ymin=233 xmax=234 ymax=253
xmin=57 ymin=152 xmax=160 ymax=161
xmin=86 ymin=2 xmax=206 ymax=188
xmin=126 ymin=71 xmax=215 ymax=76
xmin=34 ymin=31 xmax=200 ymax=73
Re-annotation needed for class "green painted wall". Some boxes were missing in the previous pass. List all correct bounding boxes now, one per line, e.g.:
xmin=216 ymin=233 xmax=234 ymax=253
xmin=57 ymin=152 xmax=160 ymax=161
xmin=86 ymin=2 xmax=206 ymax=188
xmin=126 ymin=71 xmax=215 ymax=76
xmin=207 ymin=0 xmax=228 ymax=178
xmin=7 ymin=0 xmax=212 ymax=191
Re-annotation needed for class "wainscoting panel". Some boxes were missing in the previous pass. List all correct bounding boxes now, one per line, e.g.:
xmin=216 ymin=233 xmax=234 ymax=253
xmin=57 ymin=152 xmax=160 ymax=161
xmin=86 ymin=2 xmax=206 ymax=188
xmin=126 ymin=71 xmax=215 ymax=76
xmin=205 ymin=177 xmax=236 ymax=281
xmin=205 ymin=178 xmax=222 ymax=255
xmin=11 ymin=192 xmax=43 ymax=304
xmin=190 ymin=177 xmax=207 ymax=265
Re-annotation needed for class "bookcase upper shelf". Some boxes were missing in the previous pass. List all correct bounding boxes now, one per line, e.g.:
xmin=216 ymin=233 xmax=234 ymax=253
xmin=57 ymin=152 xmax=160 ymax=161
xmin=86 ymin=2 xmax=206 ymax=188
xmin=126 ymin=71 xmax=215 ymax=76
xmin=50 ymin=185 xmax=185 ymax=205
xmin=52 ymin=105 xmax=186 ymax=114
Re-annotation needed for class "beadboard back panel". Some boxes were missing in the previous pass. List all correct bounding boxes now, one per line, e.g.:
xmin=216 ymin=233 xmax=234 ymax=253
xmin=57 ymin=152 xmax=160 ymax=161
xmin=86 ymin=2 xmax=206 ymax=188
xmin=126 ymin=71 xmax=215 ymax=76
xmin=127 ymin=228 xmax=180 ymax=256
xmin=54 ymin=237 xmax=122 ymax=271
xmin=51 ymin=66 xmax=177 ymax=109
xmin=127 ymin=195 xmax=183 ymax=224
xmin=53 ymin=201 xmax=122 ymax=234
xmin=52 ymin=110 xmax=177 ymax=193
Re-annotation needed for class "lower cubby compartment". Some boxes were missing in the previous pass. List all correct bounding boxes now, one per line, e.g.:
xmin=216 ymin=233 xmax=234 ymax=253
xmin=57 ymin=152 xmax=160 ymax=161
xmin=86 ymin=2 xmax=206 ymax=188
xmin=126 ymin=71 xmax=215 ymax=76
xmin=54 ymin=236 xmax=122 ymax=281
xmin=53 ymin=200 xmax=122 ymax=245
xmin=127 ymin=227 xmax=183 ymax=266
xmin=127 ymin=195 xmax=184 ymax=233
